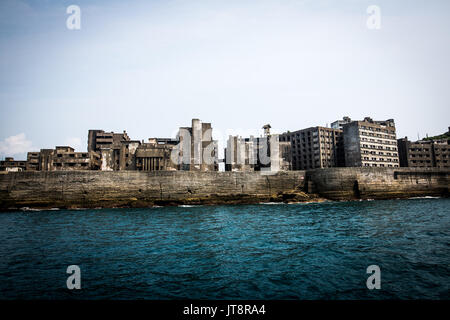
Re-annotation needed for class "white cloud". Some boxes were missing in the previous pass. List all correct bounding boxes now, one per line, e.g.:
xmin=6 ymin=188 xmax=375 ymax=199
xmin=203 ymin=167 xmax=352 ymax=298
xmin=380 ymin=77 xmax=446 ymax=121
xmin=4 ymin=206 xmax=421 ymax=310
xmin=0 ymin=133 xmax=34 ymax=157
xmin=64 ymin=137 xmax=82 ymax=151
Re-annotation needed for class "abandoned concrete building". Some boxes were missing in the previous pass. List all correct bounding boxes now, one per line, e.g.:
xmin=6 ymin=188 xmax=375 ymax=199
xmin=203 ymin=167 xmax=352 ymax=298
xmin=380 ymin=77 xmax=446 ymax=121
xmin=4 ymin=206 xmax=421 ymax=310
xmin=343 ymin=117 xmax=399 ymax=167
xmin=14 ymin=119 xmax=218 ymax=172
xmin=88 ymin=129 xmax=182 ymax=171
xmin=225 ymin=124 xmax=292 ymax=172
xmin=225 ymin=136 xmax=258 ymax=172
xmin=6 ymin=116 xmax=442 ymax=172
xmin=85 ymin=119 xmax=217 ymax=172
xmin=135 ymin=138 xmax=178 ymax=171
xmin=397 ymin=137 xmax=449 ymax=168
xmin=0 ymin=157 xmax=27 ymax=172
xmin=331 ymin=116 xmax=352 ymax=130
xmin=87 ymin=130 xmax=133 ymax=171
xmin=25 ymin=146 xmax=101 ymax=171
xmin=176 ymin=119 xmax=218 ymax=171
xmin=280 ymin=126 xmax=344 ymax=170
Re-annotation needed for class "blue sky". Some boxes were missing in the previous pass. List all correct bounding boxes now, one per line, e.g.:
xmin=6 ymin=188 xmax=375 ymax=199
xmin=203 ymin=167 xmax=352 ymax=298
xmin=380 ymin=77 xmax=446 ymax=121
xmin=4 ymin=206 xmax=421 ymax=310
xmin=1 ymin=0 xmax=449 ymax=160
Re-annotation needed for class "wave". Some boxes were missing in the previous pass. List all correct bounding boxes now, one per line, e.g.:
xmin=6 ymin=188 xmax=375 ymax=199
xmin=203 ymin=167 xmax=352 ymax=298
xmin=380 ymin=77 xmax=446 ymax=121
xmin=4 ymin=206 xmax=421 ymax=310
xmin=178 ymin=205 xmax=203 ymax=208
xmin=408 ymin=196 xmax=441 ymax=200
xmin=20 ymin=207 xmax=60 ymax=212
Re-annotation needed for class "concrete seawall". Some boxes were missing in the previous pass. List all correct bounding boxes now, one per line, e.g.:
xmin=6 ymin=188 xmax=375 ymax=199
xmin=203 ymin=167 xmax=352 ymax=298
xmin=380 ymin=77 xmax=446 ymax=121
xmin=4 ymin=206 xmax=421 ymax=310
xmin=305 ymin=167 xmax=449 ymax=200
xmin=0 ymin=168 xmax=448 ymax=210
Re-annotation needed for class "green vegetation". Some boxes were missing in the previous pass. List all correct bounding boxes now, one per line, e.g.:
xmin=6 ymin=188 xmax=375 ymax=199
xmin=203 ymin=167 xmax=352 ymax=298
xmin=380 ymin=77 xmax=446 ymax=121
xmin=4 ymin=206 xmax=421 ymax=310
xmin=422 ymin=129 xmax=450 ymax=141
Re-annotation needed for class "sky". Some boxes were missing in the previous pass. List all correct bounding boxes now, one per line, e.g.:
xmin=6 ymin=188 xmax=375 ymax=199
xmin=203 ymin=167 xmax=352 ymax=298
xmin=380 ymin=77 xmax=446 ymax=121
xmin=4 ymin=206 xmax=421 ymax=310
xmin=0 ymin=0 xmax=449 ymax=160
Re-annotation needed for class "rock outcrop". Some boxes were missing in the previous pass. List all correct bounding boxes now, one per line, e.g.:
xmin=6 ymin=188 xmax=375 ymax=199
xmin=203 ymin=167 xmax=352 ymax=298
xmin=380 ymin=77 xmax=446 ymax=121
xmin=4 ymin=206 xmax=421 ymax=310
xmin=0 ymin=168 xmax=448 ymax=210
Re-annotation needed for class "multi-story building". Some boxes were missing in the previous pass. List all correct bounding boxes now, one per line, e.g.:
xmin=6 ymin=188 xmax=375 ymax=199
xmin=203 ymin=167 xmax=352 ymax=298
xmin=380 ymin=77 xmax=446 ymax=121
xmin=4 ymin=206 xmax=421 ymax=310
xmin=397 ymin=137 xmax=449 ymax=168
xmin=280 ymin=126 xmax=343 ymax=170
xmin=225 ymin=125 xmax=292 ymax=172
xmin=434 ymin=140 xmax=450 ymax=168
xmin=135 ymin=138 xmax=178 ymax=171
xmin=26 ymin=152 xmax=40 ymax=171
xmin=25 ymin=146 xmax=101 ymax=171
xmin=331 ymin=116 xmax=352 ymax=130
xmin=343 ymin=117 xmax=399 ymax=167
xmin=176 ymin=119 xmax=218 ymax=171
xmin=225 ymin=136 xmax=257 ymax=172
xmin=0 ymin=157 xmax=27 ymax=172
xmin=88 ymin=130 xmax=131 ymax=171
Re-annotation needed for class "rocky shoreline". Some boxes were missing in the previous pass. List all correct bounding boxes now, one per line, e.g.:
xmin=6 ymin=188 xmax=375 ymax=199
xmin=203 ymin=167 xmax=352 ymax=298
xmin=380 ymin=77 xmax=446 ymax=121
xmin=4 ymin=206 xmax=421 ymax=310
xmin=0 ymin=168 xmax=448 ymax=211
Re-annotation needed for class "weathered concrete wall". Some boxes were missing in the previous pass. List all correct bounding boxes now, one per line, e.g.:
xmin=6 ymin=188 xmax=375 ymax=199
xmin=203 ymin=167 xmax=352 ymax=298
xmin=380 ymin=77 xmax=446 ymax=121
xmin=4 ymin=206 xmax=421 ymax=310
xmin=0 ymin=171 xmax=307 ymax=209
xmin=306 ymin=167 xmax=450 ymax=200
xmin=0 ymin=168 xmax=448 ymax=210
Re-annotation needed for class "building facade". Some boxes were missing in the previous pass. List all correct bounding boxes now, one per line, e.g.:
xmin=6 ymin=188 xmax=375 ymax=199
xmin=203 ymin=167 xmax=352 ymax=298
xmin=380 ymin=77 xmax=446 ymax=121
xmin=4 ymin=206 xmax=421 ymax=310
xmin=397 ymin=137 xmax=449 ymax=168
xmin=0 ymin=157 xmax=27 ymax=172
xmin=331 ymin=116 xmax=352 ymax=130
xmin=135 ymin=138 xmax=178 ymax=171
xmin=225 ymin=125 xmax=291 ymax=172
xmin=25 ymin=147 xmax=101 ymax=171
xmin=88 ymin=130 xmax=131 ymax=171
xmin=176 ymin=119 xmax=218 ymax=171
xmin=280 ymin=126 xmax=343 ymax=170
xmin=343 ymin=117 xmax=399 ymax=167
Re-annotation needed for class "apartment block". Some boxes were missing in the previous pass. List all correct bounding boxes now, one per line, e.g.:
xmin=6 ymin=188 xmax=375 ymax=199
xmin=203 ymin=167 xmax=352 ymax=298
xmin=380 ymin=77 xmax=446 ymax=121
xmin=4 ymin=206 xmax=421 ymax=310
xmin=225 ymin=125 xmax=291 ymax=172
xmin=88 ymin=130 xmax=131 ymax=171
xmin=397 ymin=137 xmax=449 ymax=168
xmin=280 ymin=126 xmax=343 ymax=170
xmin=176 ymin=119 xmax=218 ymax=171
xmin=25 ymin=147 xmax=101 ymax=171
xmin=330 ymin=116 xmax=352 ymax=130
xmin=135 ymin=138 xmax=178 ymax=171
xmin=343 ymin=117 xmax=399 ymax=167
xmin=0 ymin=157 xmax=27 ymax=172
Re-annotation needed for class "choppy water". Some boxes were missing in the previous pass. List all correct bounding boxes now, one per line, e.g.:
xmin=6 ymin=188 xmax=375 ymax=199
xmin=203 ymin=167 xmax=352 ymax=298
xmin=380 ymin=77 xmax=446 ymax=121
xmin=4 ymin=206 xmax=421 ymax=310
xmin=0 ymin=198 xmax=449 ymax=299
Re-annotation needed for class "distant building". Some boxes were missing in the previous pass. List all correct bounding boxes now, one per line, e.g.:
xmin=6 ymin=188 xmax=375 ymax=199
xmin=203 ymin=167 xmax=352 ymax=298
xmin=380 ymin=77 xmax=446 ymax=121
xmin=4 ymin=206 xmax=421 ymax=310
xmin=175 ymin=119 xmax=218 ymax=171
xmin=26 ymin=152 xmax=40 ymax=171
xmin=397 ymin=137 xmax=449 ymax=168
xmin=135 ymin=138 xmax=178 ymax=171
xmin=331 ymin=116 xmax=352 ymax=130
xmin=225 ymin=136 xmax=257 ymax=172
xmin=89 ymin=129 xmax=180 ymax=171
xmin=25 ymin=146 xmax=101 ymax=171
xmin=343 ymin=117 xmax=399 ymax=167
xmin=0 ymin=157 xmax=27 ymax=172
xmin=280 ymin=126 xmax=343 ymax=170
xmin=88 ymin=130 xmax=131 ymax=171
xmin=225 ymin=125 xmax=292 ymax=172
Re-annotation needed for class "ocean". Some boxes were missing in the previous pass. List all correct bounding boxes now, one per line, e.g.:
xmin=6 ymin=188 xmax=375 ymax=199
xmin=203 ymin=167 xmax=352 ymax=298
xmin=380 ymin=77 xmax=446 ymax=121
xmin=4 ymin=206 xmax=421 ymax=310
xmin=0 ymin=198 xmax=448 ymax=299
